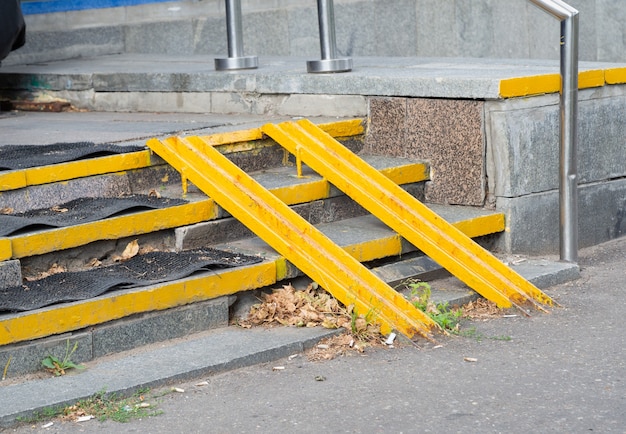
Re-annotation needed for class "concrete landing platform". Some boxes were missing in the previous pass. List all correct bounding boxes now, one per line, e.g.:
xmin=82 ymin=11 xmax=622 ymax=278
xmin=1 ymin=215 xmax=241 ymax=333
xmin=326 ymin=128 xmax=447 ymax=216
xmin=1 ymin=55 xmax=626 ymax=116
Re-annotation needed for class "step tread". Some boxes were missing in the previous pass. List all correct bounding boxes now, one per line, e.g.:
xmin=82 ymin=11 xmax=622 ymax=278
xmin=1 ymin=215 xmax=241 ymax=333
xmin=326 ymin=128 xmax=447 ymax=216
xmin=3 ymin=157 xmax=429 ymax=260
xmin=217 ymin=207 xmax=505 ymax=267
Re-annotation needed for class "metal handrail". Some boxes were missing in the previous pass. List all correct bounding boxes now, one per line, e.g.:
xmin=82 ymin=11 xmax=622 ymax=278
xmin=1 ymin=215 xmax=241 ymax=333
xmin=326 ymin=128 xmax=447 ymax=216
xmin=528 ymin=0 xmax=579 ymax=263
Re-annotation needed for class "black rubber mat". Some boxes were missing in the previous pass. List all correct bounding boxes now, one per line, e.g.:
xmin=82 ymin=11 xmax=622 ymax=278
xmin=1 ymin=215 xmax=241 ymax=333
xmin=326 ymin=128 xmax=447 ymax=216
xmin=0 ymin=195 xmax=187 ymax=236
xmin=0 ymin=142 xmax=145 ymax=171
xmin=0 ymin=249 xmax=263 ymax=312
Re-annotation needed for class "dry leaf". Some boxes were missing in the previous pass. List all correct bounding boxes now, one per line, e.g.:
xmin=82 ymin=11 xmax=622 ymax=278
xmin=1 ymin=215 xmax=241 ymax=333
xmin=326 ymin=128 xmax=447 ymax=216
xmin=87 ymin=258 xmax=102 ymax=268
xmin=51 ymin=205 xmax=68 ymax=213
xmin=121 ymin=239 xmax=140 ymax=261
xmin=464 ymin=357 xmax=478 ymax=363
xmin=0 ymin=207 xmax=14 ymax=215
xmin=24 ymin=263 xmax=67 ymax=281
xmin=148 ymin=189 xmax=162 ymax=198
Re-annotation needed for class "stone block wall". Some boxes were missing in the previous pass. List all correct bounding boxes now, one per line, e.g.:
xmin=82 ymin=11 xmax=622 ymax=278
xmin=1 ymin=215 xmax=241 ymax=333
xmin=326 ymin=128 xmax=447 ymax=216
xmin=364 ymin=84 xmax=626 ymax=255
xmin=5 ymin=0 xmax=626 ymax=66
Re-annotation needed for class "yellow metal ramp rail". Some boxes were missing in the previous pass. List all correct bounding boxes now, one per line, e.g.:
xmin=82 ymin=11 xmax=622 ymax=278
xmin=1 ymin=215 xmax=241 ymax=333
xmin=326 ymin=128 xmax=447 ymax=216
xmin=147 ymin=135 xmax=438 ymax=340
xmin=262 ymin=119 xmax=555 ymax=312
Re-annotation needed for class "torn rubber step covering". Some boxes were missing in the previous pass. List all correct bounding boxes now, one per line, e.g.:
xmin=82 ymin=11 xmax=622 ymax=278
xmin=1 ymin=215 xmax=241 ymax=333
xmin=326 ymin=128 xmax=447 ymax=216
xmin=0 ymin=249 xmax=263 ymax=312
xmin=0 ymin=142 xmax=145 ymax=171
xmin=0 ymin=194 xmax=187 ymax=237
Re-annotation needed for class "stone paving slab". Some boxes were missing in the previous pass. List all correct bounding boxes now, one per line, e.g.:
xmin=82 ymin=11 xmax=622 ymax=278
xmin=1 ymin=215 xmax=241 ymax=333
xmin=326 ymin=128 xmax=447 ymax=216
xmin=1 ymin=55 xmax=625 ymax=99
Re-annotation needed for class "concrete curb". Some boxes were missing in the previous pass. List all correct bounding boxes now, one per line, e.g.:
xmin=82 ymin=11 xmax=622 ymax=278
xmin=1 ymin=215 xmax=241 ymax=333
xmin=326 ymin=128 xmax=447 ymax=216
xmin=0 ymin=326 xmax=341 ymax=428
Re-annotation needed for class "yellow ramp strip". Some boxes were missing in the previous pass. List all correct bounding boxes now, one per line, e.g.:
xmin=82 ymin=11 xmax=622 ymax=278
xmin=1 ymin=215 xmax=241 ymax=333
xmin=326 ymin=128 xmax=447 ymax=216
xmin=147 ymin=136 xmax=438 ymax=339
xmin=263 ymin=120 xmax=554 ymax=311
xmin=0 ymin=261 xmax=277 ymax=346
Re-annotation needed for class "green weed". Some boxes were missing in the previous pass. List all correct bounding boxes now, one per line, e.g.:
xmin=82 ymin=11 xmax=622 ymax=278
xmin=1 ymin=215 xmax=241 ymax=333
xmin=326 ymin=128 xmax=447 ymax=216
xmin=65 ymin=388 xmax=162 ymax=423
xmin=403 ymin=279 xmax=464 ymax=333
xmin=41 ymin=340 xmax=85 ymax=376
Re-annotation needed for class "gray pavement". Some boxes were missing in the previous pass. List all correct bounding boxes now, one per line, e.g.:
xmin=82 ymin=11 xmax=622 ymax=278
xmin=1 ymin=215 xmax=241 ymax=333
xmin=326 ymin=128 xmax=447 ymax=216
xmin=2 ymin=236 xmax=625 ymax=433
xmin=0 ymin=111 xmax=292 ymax=146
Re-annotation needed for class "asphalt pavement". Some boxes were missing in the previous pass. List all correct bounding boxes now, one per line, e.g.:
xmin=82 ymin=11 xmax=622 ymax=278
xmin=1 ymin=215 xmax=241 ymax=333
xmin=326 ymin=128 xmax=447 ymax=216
xmin=3 ymin=236 xmax=625 ymax=433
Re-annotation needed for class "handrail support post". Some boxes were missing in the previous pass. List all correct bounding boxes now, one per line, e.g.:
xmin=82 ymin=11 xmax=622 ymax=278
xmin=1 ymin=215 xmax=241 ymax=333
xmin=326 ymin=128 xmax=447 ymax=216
xmin=528 ymin=0 xmax=579 ymax=263
xmin=215 ymin=0 xmax=258 ymax=71
xmin=307 ymin=0 xmax=352 ymax=73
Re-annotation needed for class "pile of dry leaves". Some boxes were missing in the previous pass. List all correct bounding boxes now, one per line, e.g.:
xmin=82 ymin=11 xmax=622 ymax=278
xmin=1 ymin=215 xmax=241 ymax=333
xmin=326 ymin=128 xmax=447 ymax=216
xmin=240 ymin=283 xmax=384 ymax=358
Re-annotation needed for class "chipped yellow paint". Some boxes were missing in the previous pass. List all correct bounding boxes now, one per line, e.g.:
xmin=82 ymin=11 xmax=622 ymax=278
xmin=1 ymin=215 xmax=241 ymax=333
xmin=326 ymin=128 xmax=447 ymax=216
xmin=605 ymin=67 xmax=626 ymax=85
xmin=0 ymin=261 xmax=277 ymax=346
xmin=10 ymin=200 xmax=218 ymax=259
xmin=0 ymin=238 xmax=11 ymax=261
xmin=318 ymin=119 xmax=365 ymax=137
xmin=578 ymin=69 xmax=605 ymax=89
xmin=198 ymin=119 xmax=364 ymax=149
xmin=499 ymin=74 xmax=561 ymax=98
xmin=342 ymin=235 xmax=403 ymax=263
xmin=381 ymin=163 xmax=430 ymax=185
xmin=147 ymin=135 xmax=438 ymax=339
xmin=264 ymin=119 xmax=554 ymax=312
xmin=452 ymin=213 xmax=505 ymax=239
xmin=197 ymin=128 xmax=264 ymax=146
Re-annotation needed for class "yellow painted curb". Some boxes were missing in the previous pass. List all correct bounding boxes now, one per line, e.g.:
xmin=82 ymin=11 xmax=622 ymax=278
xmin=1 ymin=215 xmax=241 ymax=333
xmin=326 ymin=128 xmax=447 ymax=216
xmin=605 ymin=67 xmax=626 ymax=84
xmin=499 ymin=74 xmax=561 ymax=98
xmin=579 ymin=69 xmax=606 ymax=89
xmin=499 ymin=67 xmax=626 ymax=98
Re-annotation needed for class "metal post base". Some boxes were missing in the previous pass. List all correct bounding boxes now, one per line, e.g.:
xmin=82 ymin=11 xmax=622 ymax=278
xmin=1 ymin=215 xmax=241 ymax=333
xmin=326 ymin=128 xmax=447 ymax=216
xmin=306 ymin=58 xmax=352 ymax=73
xmin=215 ymin=56 xmax=258 ymax=71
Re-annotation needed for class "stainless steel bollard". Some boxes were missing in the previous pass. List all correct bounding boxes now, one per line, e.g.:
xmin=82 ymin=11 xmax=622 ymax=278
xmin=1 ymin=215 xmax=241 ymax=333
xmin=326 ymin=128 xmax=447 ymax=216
xmin=307 ymin=0 xmax=352 ymax=73
xmin=215 ymin=0 xmax=258 ymax=70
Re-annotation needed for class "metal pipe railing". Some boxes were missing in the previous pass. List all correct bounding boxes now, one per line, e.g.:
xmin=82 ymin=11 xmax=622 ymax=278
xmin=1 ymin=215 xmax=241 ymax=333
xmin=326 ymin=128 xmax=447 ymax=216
xmin=306 ymin=0 xmax=352 ymax=73
xmin=215 ymin=0 xmax=258 ymax=70
xmin=528 ymin=0 xmax=579 ymax=263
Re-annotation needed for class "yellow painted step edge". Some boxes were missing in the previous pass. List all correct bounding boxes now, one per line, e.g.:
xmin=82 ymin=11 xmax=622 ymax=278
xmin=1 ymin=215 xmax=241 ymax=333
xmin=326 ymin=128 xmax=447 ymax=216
xmin=499 ymin=68 xmax=623 ymax=98
xmin=0 ymin=211 xmax=505 ymax=345
xmin=6 ymin=160 xmax=427 ymax=259
xmin=0 ymin=261 xmax=277 ymax=347
xmin=0 ymin=238 xmax=11 ymax=261
xmin=0 ymin=151 xmax=153 ymax=193
xmin=0 ymin=119 xmax=365 ymax=193
xmin=10 ymin=200 xmax=219 ymax=259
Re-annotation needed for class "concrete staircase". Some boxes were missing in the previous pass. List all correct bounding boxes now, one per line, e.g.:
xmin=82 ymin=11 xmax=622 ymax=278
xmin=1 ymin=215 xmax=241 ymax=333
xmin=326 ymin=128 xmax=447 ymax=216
xmin=0 ymin=117 xmax=528 ymax=375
